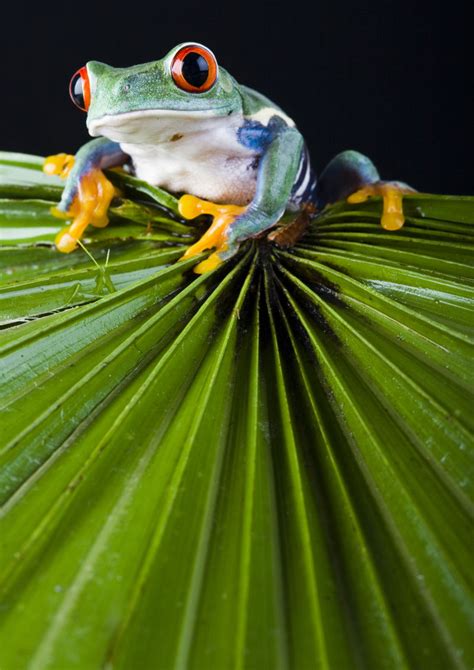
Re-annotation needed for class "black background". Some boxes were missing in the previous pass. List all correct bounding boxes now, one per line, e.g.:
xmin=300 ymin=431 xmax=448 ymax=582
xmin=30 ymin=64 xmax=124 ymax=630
xmin=0 ymin=0 xmax=470 ymax=194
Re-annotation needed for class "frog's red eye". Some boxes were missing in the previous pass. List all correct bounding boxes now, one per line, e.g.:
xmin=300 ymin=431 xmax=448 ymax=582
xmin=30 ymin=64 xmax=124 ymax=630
xmin=171 ymin=45 xmax=218 ymax=93
xmin=69 ymin=66 xmax=91 ymax=111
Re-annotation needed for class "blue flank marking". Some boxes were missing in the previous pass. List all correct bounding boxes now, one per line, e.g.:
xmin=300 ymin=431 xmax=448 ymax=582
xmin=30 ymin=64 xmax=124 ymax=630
xmin=237 ymin=114 xmax=293 ymax=153
xmin=238 ymin=115 xmax=318 ymax=208
xmin=237 ymin=120 xmax=274 ymax=153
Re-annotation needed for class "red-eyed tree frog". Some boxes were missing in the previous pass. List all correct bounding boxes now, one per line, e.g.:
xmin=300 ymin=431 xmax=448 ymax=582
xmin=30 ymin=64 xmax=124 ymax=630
xmin=44 ymin=42 xmax=414 ymax=273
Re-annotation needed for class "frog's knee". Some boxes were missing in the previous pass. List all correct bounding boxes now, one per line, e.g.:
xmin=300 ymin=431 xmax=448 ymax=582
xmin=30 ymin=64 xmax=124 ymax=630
xmin=316 ymin=150 xmax=380 ymax=207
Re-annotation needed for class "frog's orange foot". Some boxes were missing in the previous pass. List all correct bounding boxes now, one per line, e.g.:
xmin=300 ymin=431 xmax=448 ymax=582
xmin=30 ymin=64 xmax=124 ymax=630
xmin=347 ymin=181 xmax=415 ymax=231
xmin=178 ymin=194 xmax=246 ymax=273
xmin=43 ymin=153 xmax=76 ymax=179
xmin=51 ymin=169 xmax=117 ymax=253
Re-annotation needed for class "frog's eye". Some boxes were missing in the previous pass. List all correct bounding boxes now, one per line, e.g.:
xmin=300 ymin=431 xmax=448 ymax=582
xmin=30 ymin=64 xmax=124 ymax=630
xmin=69 ymin=66 xmax=91 ymax=111
xmin=171 ymin=45 xmax=218 ymax=93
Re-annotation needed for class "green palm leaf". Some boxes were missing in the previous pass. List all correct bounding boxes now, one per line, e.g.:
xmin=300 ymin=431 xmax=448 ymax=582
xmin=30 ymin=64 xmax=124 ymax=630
xmin=0 ymin=151 xmax=473 ymax=669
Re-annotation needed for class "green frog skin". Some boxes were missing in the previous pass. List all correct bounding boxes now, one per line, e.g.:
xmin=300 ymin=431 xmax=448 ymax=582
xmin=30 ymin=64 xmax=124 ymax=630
xmin=44 ymin=42 xmax=414 ymax=273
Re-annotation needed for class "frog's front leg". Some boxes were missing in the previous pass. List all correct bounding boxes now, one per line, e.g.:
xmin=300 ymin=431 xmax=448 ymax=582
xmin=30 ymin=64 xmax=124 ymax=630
xmin=316 ymin=150 xmax=416 ymax=230
xmin=43 ymin=138 xmax=128 ymax=252
xmin=180 ymin=118 xmax=304 ymax=273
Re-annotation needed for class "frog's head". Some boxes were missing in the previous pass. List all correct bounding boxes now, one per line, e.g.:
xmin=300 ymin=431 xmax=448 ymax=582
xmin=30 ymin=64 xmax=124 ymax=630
xmin=69 ymin=43 xmax=242 ymax=143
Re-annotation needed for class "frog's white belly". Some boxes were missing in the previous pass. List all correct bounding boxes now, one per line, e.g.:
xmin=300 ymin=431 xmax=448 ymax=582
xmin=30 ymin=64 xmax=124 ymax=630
xmin=96 ymin=112 xmax=259 ymax=205
xmin=122 ymin=139 xmax=258 ymax=205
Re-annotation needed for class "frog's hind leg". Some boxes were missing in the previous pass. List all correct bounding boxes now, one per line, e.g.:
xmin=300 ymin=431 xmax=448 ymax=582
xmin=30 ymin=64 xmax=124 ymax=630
xmin=316 ymin=150 xmax=415 ymax=230
xmin=44 ymin=138 xmax=128 ymax=253
xmin=178 ymin=195 xmax=246 ymax=274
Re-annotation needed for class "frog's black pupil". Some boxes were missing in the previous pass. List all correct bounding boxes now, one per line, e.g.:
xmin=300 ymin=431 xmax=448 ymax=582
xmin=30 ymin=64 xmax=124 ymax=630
xmin=182 ymin=52 xmax=209 ymax=88
xmin=71 ymin=73 xmax=85 ymax=108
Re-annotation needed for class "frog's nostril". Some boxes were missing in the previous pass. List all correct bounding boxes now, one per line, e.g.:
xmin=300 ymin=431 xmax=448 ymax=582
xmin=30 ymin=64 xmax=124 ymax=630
xmin=122 ymin=84 xmax=131 ymax=93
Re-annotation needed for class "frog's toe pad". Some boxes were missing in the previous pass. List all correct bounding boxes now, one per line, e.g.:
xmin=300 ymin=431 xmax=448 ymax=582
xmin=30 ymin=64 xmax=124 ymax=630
xmin=178 ymin=194 xmax=246 ymax=263
xmin=55 ymin=229 xmax=79 ymax=253
xmin=43 ymin=153 xmax=75 ymax=179
xmin=193 ymin=251 xmax=226 ymax=274
xmin=347 ymin=181 xmax=415 ymax=231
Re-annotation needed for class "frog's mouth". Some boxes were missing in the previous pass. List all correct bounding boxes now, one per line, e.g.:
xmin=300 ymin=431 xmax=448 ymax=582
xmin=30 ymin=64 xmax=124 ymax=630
xmin=88 ymin=108 xmax=232 ymax=143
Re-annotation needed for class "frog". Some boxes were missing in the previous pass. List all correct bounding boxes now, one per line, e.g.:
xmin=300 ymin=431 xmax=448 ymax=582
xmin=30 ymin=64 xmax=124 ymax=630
xmin=44 ymin=42 xmax=415 ymax=273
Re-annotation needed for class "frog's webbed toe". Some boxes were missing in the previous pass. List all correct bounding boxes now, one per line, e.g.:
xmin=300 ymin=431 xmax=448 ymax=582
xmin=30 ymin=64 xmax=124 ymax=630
xmin=178 ymin=194 xmax=247 ymax=274
xmin=44 ymin=153 xmax=76 ymax=179
xmin=44 ymin=155 xmax=117 ymax=253
xmin=347 ymin=181 xmax=416 ymax=231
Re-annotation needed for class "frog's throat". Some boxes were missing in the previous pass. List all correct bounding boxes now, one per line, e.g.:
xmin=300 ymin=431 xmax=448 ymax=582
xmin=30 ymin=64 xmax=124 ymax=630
xmin=88 ymin=107 xmax=234 ymax=138
xmin=178 ymin=194 xmax=246 ymax=273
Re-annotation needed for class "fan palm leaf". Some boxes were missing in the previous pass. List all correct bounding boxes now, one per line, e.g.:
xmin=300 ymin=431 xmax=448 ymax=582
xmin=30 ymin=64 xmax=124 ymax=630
xmin=0 ymin=151 xmax=473 ymax=669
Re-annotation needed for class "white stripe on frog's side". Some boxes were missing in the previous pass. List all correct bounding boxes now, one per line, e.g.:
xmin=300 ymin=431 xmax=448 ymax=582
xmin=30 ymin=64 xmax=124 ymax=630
xmin=247 ymin=106 xmax=296 ymax=128
xmin=289 ymin=145 xmax=317 ymax=207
